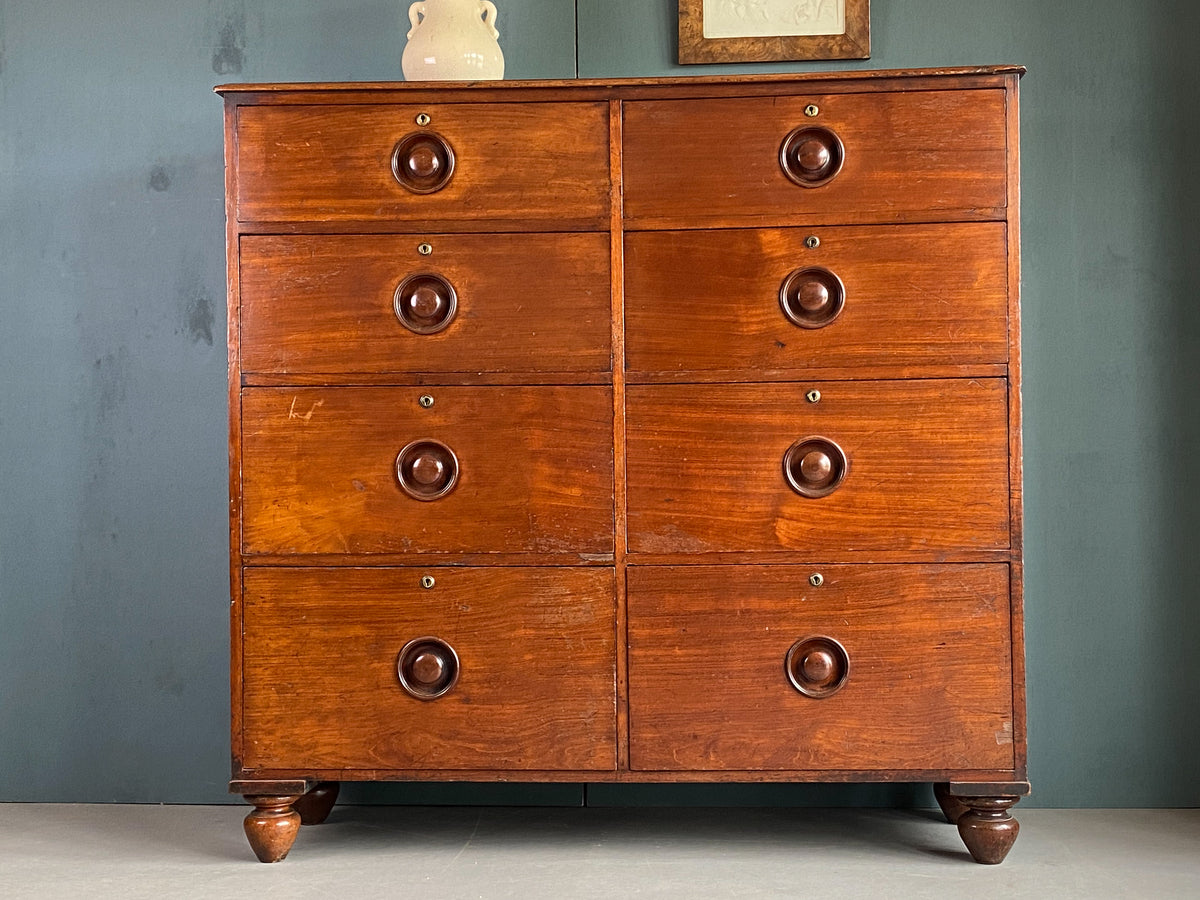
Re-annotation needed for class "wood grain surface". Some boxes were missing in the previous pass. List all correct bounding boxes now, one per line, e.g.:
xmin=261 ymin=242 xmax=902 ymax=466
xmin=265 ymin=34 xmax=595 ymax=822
xmin=241 ymin=567 xmax=616 ymax=771
xmin=235 ymin=102 xmax=610 ymax=223
xmin=627 ymin=564 xmax=1014 ymax=771
xmin=239 ymin=232 xmax=612 ymax=376
xmin=624 ymin=223 xmax=1008 ymax=374
xmin=626 ymin=380 xmax=1009 ymax=553
xmin=241 ymin=386 xmax=614 ymax=555
xmin=623 ymin=90 xmax=1007 ymax=223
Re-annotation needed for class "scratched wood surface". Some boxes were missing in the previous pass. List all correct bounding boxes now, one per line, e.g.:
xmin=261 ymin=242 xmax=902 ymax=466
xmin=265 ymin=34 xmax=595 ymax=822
xmin=627 ymin=564 xmax=1014 ymax=771
xmin=240 ymin=386 xmax=614 ymax=555
xmin=241 ymin=567 xmax=616 ymax=771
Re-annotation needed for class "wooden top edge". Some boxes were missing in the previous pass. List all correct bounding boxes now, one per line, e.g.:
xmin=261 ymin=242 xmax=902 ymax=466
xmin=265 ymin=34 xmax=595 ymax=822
xmin=214 ymin=65 xmax=1025 ymax=94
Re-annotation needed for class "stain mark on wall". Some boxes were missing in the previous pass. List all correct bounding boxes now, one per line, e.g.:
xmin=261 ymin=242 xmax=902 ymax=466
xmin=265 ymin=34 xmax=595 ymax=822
xmin=93 ymin=347 xmax=131 ymax=420
xmin=176 ymin=255 xmax=216 ymax=347
xmin=212 ymin=12 xmax=247 ymax=75
xmin=148 ymin=165 xmax=171 ymax=192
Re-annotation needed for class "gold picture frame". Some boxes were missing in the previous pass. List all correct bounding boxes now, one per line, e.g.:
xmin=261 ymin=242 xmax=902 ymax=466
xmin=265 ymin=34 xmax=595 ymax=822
xmin=679 ymin=0 xmax=870 ymax=64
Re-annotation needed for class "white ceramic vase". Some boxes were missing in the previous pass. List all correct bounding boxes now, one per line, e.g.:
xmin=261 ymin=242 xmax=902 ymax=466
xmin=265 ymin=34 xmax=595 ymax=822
xmin=402 ymin=0 xmax=505 ymax=81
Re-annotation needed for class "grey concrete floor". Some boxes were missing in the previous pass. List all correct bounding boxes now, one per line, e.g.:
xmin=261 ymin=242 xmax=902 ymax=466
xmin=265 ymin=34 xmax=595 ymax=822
xmin=0 ymin=804 xmax=1197 ymax=898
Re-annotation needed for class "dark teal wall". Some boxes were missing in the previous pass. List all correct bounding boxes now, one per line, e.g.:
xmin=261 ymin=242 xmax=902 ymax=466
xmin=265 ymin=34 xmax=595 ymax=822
xmin=1 ymin=1 xmax=1196 ymax=806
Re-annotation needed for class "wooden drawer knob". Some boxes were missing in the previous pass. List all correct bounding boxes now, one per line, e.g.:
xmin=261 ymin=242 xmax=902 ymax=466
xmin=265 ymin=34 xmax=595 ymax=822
xmin=395 ymin=439 xmax=459 ymax=501
xmin=394 ymin=273 xmax=458 ymax=334
xmin=391 ymin=132 xmax=456 ymax=194
xmin=397 ymin=637 xmax=460 ymax=700
xmin=779 ymin=126 xmax=845 ymax=188
xmin=783 ymin=436 xmax=848 ymax=498
xmin=785 ymin=636 xmax=849 ymax=698
xmin=780 ymin=266 xmax=845 ymax=328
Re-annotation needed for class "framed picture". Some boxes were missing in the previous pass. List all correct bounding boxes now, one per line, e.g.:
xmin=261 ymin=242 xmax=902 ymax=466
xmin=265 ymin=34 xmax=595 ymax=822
xmin=679 ymin=0 xmax=870 ymax=64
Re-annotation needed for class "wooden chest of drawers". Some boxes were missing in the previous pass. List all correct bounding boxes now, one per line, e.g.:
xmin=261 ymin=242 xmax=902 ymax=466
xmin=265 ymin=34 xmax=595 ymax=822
xmin=218 ymin=66 xmax=1027 ymax=865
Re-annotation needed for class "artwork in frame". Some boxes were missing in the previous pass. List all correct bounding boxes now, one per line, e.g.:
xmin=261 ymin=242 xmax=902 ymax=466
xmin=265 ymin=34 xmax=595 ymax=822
xmin=679 ymin=0 xmax=870 ymax=64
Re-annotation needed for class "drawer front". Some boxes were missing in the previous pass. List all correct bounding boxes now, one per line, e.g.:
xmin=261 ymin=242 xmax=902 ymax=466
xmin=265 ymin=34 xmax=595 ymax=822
xmin=626 ymin=380 xmax=1009 ymax=553
xmin=235 ymin=102 xmax=610 ymax=223
xmin=242 ymin=567 xmax=616 ymax=771
xmin=628 ymin=565 xmax=1014 ymax=772
xmin=625 ymin=223 xmax=1008 ymax=374
xmin=240 ymin=233 xmax=612 ymax=376
xmin=623 ymin=90 xmax=1007 ymax=222
xmin=241 ymin=386 xmax=613 ymax=555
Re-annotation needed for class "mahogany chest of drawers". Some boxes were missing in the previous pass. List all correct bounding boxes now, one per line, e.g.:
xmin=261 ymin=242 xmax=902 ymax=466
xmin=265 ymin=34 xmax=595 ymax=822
xmin=217 ymin=66 xmax=1027 ymax=864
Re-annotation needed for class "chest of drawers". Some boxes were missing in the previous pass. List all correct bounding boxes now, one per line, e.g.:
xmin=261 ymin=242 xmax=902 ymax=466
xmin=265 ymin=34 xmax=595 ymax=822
xmin=218 ymin=66 xmax=1027 ymax=865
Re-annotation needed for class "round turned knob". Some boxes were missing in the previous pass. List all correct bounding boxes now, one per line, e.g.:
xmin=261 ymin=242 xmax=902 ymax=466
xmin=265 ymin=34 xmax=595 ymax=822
xmin=391 ymin=132 xmax=456 ymax=194
xmin=394 ymin=274 xmax=458 ymax=334
xmin=395 ymin=439 xmax=459 ymax=501
xmin=779 ymin=126 xmax=845 ymax=188
xmin=397 ymin=637 xmax=459 ymax=700
xmin=410 ymin=650 xmax=446 ymax=684
xmin=785 ymin=636 xmax=850 ymax=698
xmin=783 ymin=436 xmax=848 ymax=498
xmin=800 ymin=648 xmax=836 ymax=682
xmin=780 ymin=267 xmax=845 ymax=329
xmin=799 ymin=450 xmax=833 ymax=485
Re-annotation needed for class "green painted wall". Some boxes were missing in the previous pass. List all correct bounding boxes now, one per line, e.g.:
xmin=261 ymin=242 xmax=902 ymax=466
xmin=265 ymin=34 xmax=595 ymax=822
xmin=1 ymin=0 xmax=1196 ymax=807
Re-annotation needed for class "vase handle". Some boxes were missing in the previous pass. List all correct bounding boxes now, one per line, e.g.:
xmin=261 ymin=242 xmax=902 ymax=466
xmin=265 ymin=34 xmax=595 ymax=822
xmin=407 ymin=2 xmax=426 ymax=40
xmin=479 ymin=1 xmax=499 ymax=39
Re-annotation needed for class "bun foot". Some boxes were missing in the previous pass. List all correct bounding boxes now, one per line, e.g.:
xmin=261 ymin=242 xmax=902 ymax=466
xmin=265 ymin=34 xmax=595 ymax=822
xmin=294 ymin=781 xmax=340 ymax=826
xmin=243 ymin=795 xmax=302 ymax=863
xmin=956 ymin=795 xmax=1021 ymax=864
xmin=933 ymin=782 xmax=969 ymax=824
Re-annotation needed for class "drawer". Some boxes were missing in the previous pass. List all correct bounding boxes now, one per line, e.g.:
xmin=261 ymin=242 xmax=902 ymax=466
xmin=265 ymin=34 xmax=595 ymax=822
xmin=242 ymin=567 xmax=616 ymax=771
xmin=625 ymin=223 xmax=1008 ymax=375
xmin=241 ymin=386 xmax=613 ymax=555
xmin=240 ymin=233 xmax=612 ymax=376
xmin=623 ymin=90 xmax=1007 ymax=223
xmin=626 ymin=380 xmax=1009 ymax=553
xmin=234 ymin=102 xmax=610 ymax=223
xmin=628 ymin=565 xmax=1014 ymax=772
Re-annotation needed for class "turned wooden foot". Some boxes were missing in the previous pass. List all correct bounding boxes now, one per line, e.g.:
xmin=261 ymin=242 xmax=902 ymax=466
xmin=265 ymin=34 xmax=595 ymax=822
xmin=243 ymin=795 xmax=302 ymax=863
xmin=956 ymin=795 xmax=1021 ymax=864
xmin=933 ymin=781 xmax=969 ymax=824
xmin=294 ymin=781 xmax=340 ymax=826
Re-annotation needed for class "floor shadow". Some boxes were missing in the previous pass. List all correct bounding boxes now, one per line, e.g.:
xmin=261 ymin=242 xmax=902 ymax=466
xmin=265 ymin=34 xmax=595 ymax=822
xmin=296 ymin=805 xmax=973 ymax=864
